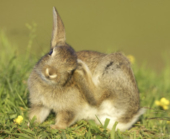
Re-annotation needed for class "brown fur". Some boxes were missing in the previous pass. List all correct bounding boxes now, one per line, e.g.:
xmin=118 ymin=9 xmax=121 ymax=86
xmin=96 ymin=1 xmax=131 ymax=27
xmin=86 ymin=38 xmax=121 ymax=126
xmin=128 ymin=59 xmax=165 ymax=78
xmin=51 ymin=111 xmax=75 ymax=129
xmin=75 ymin=52 xmax=141 ymax=123
xmin=28 ymin=8 xmax=86 ymax=128
xmin=28 ymin=7 xmax=144 ymax=131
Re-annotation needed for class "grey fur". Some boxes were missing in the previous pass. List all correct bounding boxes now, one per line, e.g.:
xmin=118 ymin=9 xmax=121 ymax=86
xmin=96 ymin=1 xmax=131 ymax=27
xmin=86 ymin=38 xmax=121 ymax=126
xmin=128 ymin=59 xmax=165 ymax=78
xmin=28 ymin=7 xmax=145 ymax=131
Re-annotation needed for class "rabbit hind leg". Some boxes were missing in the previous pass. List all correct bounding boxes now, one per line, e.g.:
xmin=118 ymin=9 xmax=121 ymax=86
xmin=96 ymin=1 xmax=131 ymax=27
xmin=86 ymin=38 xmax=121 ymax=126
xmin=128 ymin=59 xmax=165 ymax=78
xmin=116 ymin=108 xmax=146 ymax=131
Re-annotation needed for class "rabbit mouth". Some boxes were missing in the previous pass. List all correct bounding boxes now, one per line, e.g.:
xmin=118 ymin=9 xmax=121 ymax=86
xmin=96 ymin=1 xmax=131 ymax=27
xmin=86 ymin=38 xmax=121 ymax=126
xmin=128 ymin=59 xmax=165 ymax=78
xmin=40 ymin=73 xmax=57 ymax=85
xmin=45 ymin=68 xmax=57 ymax=79
xmin=35 ymin=68 xmax=58 ymax=85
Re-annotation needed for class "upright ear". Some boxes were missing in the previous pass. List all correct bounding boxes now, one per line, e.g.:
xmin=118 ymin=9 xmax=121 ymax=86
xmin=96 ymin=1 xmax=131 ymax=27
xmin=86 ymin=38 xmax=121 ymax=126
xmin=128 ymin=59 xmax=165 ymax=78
xmin=51 ymin=7 xmax=66 ymax=48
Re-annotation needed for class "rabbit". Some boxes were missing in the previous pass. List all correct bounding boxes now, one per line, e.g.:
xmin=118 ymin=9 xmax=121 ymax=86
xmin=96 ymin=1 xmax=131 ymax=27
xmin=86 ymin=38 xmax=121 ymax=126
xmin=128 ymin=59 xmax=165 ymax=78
xmin=28 ymin=8 xmax=84 ymax=129
xmin=28 ymin=7 xmax=102 ymax=130
xmin=28 ymin=7 xmax=145 ymax=131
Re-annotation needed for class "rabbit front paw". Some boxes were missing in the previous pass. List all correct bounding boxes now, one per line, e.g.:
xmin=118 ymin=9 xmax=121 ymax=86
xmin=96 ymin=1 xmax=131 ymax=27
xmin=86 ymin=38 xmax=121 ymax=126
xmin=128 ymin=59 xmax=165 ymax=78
xmin=52 ymin=111 xmax=76 ymax=129
xmin=50 ymin=124 xmax=67 ymax=129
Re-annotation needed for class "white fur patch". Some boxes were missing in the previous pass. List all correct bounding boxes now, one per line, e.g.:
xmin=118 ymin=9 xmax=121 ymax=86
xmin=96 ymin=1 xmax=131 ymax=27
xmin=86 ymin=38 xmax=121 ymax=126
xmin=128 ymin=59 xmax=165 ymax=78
xmin=96 ymin=101 xmax=146 ymax=131
xmin=96 ymin=101 xmax=124 ymax=129
xmin=78 ymin=104 xmax=98 ymax=120
xmin=39 ymin=107 xmax=51 ymax=123
xmin=92 ymin=74 xmax=100 ymax=86
xmin=50 ymin=74 xmax=57 ymax=79
xmin=80 ymin=100 xmax=144 ymax=131
xmin=77 ymin=101 xmax=125 ymax=130
xmin=46 ymin=68 xmax=49 ymax=75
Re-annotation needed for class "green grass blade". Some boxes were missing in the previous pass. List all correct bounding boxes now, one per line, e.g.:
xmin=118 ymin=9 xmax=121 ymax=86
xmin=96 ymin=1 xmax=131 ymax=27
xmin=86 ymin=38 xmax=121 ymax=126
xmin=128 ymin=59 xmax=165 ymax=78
xmin=95 ymin=115 xmax=103 ymax=126
xmin=103 ymin=118 xmax=110 ymax=130
xmin=110 ymin=121 xmax=118 ymax=139
xmin=12 ymin=133 xmax=33 ymax=139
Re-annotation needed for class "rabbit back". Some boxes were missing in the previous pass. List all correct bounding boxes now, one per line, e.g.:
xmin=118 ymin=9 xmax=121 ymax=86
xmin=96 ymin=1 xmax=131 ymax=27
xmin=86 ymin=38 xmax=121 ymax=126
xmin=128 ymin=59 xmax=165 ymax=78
xmin=76 ymin=51 xmax=142 ymax=131
xmin=77 ymin=51 xmax=139 ymax=107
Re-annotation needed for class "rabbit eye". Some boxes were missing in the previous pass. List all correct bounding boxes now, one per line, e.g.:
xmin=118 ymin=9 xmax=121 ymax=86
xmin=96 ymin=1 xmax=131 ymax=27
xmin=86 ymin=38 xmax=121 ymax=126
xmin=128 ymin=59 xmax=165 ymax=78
xmin=49 ymin=49 xmax=53 ymax=55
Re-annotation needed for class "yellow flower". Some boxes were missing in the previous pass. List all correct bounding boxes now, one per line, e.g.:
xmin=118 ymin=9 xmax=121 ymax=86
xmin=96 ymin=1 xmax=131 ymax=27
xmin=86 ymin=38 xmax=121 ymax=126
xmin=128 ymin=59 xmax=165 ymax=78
xmin=160 ymin=98 xmax=169 ymax=105
xmin=162 ymin=105 xmax=168 ymax=110
xmin=155 ymin=100 xmax=160 ymax=106
xmin=167 ymin=121 xmax=170 ymax=124
xmin=14 ymin=115 xmax=23 ymax=125
xmin=155 ymin=97 xmax=170 ymax=110
xmin=127 ymin=55 xmax=135 ymax=64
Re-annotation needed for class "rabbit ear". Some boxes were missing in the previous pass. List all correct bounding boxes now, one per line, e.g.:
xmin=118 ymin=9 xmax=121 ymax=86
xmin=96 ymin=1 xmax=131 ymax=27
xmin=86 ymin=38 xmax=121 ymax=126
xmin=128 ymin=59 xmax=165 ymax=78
xmin=51 ymin=7 xmax=66 ymax=48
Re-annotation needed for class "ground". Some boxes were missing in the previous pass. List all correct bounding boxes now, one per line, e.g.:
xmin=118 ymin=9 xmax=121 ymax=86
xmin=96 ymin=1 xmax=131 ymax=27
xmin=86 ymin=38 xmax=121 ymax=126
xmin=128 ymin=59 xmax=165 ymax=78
xmin=0 ymin=31 xmax=170 ymax=139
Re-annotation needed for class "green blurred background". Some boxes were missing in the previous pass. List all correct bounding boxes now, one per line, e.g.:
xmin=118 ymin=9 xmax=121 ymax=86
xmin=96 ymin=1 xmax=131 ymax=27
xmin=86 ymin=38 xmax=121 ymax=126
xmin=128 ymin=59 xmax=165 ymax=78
xmin=0 ymin=0 xmax=170 ymax=71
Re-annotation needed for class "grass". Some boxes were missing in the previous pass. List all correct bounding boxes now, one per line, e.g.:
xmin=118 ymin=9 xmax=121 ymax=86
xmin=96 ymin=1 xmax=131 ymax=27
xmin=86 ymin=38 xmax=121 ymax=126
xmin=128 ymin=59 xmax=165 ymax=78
xmin=0 ymin=30 xmax=170 ymax=139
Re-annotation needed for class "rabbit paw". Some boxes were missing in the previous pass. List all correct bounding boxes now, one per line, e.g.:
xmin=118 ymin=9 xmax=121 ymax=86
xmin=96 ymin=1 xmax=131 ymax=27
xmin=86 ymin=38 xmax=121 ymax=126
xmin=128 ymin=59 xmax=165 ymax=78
xmin=50 ymin=124 xmax=67 ymax=130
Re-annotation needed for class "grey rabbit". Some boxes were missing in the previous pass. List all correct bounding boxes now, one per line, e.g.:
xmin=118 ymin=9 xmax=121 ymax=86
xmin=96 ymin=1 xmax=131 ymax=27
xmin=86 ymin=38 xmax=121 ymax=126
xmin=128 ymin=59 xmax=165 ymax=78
xmin=28 ymin=7 xmax=145 ymax=131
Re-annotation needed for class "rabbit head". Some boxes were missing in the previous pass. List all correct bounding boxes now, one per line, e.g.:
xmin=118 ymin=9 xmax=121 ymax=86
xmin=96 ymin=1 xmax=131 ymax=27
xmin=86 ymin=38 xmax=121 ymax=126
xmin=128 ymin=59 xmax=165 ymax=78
xmin=35 ymin=7 xmax=77 ymax=86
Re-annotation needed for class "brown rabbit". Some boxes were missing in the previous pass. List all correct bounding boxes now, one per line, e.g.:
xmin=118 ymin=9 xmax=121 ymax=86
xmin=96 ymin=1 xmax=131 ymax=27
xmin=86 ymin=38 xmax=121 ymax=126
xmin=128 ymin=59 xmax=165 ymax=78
xmin=28 ymin=7 xmax=145 ymax=131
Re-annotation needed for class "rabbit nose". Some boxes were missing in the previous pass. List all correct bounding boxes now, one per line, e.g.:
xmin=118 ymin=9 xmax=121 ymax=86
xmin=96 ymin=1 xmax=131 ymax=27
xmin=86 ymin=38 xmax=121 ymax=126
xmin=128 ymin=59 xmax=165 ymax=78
xmin=45 ymin=68 xmax=57 ymax=79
